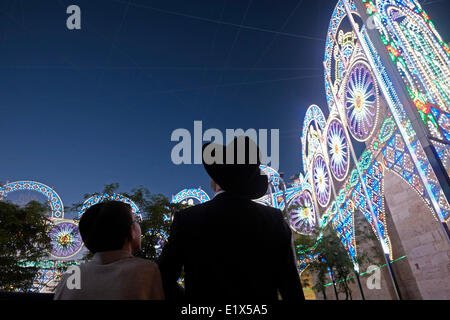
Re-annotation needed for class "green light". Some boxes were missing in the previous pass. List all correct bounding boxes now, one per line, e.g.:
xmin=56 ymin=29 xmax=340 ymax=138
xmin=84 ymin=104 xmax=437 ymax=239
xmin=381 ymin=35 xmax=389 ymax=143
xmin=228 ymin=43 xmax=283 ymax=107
xmin=303 ymin=256 xmax=407 ymax=291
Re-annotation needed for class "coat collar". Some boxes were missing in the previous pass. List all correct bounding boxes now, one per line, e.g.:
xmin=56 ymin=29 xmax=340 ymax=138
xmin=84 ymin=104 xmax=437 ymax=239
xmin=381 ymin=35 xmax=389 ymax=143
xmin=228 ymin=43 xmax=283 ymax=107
xmin=92 ymin=249 xmax=133 ymax=265
xmin=213 ymin=190 xmax=226 ymax=198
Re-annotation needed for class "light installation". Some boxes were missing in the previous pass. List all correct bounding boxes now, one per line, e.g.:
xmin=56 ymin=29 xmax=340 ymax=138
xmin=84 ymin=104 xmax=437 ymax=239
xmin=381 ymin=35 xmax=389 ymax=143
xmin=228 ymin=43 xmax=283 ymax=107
xmin=344 ymin=61 xmax=380 ymax=141
xmin=77 ymin=193 xmax=142 ymax=220
xmin=0 ymin=181 xmax=64 ymax=218
xmin=171 ymin=188 xmax=210 ymax=205
xmin=301 ymin=105 xmax=327 ymax=171
xmin=48 ymin=221 xmax=83 ymax=259
xmin=287 ymin=190 xmax=316 ymax=234
xmin=353 ymin=160 xmax=392 ymax=254
xmin=362 ymin=0 xmax=450 ymax=145
xmin=4 ymin=0 xmax=449 ymax=294
xmin=357 ymin=0 xmax=450 ymax=222
xmin=153 ymin=230 xmax=169 ymax=257
xmin=260 ymin=165 xmax=282 ymax=193
xmin=326 ymin=118 xmax=350 ymax=181
xmin=18 ymin=260 xmax=80 ymax=293
xmin=312 ymin=154 xmax=332 ymax=207
xmin=0 ymin=181 xmax=83 ymax=292
xmin=294 ymin=0 xmax=450 ymax=300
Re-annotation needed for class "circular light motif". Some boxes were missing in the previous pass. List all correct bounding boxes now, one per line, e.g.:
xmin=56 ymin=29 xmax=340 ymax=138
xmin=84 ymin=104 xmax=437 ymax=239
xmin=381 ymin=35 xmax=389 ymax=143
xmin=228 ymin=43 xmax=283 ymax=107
xmin=326 ymin=118 xmax=350 ymax=181
xmin=49 ymin=222 xmax=83 ymax=258
xmin=313 ymin=154 xmax=332 ymax=207
xmin=288 ymin=190 xmax=316 ymax=234
xmin=344 ymin=61 xmax=379 ymax=141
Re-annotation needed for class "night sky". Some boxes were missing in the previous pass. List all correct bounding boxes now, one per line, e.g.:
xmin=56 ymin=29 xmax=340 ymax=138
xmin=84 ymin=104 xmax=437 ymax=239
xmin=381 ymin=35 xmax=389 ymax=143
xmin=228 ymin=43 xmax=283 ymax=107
xmin=1 ymin=0 xmax=449 ymax=216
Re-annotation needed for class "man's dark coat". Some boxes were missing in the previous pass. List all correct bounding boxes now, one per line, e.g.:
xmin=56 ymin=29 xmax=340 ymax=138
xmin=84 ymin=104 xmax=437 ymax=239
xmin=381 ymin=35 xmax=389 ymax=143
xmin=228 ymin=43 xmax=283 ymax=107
xmin=158 ymin=192 xmax=305 ymax=301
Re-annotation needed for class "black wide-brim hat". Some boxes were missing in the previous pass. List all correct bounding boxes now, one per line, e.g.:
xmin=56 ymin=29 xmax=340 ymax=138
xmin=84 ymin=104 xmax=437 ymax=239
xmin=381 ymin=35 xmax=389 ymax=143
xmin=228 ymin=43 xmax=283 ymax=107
xmin=202 ymin=136 xmax=268 ymax=199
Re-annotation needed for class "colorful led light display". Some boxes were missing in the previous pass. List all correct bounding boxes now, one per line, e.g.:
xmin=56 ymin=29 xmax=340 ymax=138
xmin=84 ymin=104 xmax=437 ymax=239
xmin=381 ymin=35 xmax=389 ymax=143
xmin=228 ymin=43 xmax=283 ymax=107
xmin=326 ymin=118 xmax=350 ymax=181
xmin=0 ymin=181 xmax=64 ymax=218
xmin=344 ymin=61 xmax=380 ymax=141
xmin=171 ymin=188 xmax=210 ymax=205
xmin=287 ymin=190 xmax=316 ymax=234
xmin=77 ymin=193 xmax=142 ymax=220
xmin=48 ymin=222 xmax=83 ymax=259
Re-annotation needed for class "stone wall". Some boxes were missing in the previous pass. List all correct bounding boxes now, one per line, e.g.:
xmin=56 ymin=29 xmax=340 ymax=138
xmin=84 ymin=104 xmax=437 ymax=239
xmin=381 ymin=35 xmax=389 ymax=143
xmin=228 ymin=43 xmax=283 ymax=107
xmin=383 ymin=168 xmax=450 ymax=299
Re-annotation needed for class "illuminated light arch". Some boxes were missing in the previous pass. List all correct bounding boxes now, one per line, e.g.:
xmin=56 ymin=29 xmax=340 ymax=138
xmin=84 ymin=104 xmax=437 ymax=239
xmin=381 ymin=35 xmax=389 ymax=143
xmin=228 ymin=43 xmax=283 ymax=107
xmin=0 ymin=182 xmax=84 ymax=285
xmin=364 ymin=0 xmax=450 ymax=165
xmin=301 ymin=104 xmax=327 ymax=175
xmin=376 ymin=1 xmax=450 ymax=111
xmin=362 ymin=0 xmax=450 ymax=147
xmin=385 ymin=7 xmax=450 ymax=111
xmin=361 ymin=0 xmax=450 ymax=223
xmin=77 ymin=193 xmax=142 ymax=220
xmin=0 ymin=181 xmax=64 ymax=218
xmin=171 ymin=188 xmax=210 ymax=205
xmin=297 ymin=0 xmax=450 ymax=276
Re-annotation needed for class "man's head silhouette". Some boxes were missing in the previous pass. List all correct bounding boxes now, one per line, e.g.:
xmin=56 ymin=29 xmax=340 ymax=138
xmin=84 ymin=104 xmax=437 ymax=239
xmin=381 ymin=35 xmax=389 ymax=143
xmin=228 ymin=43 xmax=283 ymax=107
xmin=202 ymin=136 xmax=268 ymax=199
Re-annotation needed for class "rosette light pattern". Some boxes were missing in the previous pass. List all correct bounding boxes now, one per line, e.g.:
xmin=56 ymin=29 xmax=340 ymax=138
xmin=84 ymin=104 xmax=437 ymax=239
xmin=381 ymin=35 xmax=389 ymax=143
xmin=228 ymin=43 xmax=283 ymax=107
xmin=313 ymin=154 xmax=331 ymax=207
xmin=288 ymin=190 xmax=316 ymax=234
xmin=49 ymin=222 xmax=83 ymax=258
xmin=345 ymin=61 xmax=379 ymax=141
xmin=327 ymin=118 xmax=350 ymax=181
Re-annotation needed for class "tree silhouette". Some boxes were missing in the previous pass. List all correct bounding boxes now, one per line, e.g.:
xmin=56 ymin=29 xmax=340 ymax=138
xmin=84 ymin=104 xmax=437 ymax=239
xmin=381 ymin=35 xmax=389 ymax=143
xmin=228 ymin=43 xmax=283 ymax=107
xmin=0 ymin=201 xmax=52 ymax=291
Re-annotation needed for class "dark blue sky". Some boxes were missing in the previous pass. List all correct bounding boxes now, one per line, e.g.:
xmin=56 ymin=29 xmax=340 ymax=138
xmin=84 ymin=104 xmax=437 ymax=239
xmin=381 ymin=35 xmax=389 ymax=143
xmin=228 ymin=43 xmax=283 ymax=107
xmin=1 ymin=0 xmax=449 ymax=215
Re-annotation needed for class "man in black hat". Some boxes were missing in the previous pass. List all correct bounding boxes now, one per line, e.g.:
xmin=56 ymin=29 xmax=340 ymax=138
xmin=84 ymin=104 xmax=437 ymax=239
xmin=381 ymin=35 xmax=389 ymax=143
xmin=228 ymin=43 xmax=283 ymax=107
xmin=158 ymin=136 xmax=304 ymax=300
